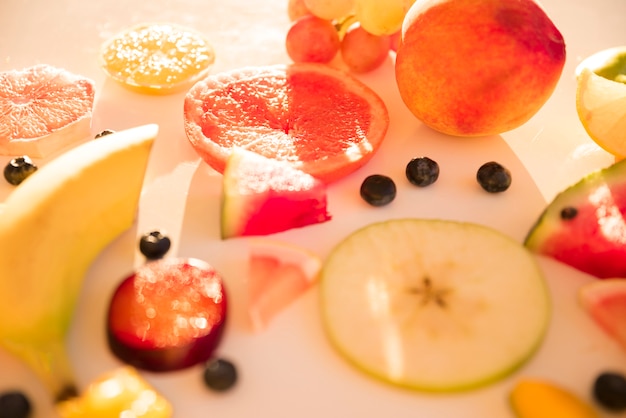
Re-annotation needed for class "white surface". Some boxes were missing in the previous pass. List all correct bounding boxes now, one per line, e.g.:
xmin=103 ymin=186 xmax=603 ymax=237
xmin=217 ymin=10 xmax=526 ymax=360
xmin=1 ymin=0 xmax=626 ymax=417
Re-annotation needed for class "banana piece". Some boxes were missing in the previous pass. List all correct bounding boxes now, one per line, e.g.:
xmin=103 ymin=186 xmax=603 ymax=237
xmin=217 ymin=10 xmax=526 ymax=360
xmin=0 ymin=124 xmax=157 ymax=401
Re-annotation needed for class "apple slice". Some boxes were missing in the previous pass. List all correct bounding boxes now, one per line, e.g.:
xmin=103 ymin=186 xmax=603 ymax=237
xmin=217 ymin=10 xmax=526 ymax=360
xmin=578 ymin=278 xmax=626 ymax=352
xmin=320 ymin=219 xmax=550 ymax=391
xmin=247 ymin=239 xmax=321 ymax=331
xmin=107 ymin=258 xmax=227 ymax=372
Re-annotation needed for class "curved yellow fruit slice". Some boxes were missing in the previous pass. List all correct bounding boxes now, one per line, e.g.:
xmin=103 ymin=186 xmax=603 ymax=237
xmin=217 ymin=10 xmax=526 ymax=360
xmin=576 ymin=46 xmax=626 ymax=158
xmin=0 ymin=124 xmax=157 ymax=401
xmin=57 ymin=367 xmax=172 ymax=418
xmin=510 ymin=379 xmax=599 ymax=418
xmin=100 ymin=23 xmax=215 ymax=94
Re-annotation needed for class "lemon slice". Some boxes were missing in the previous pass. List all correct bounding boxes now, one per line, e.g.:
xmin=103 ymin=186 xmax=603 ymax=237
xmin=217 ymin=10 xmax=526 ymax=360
xmin=575 ymin=46 xmax=626 ymax=158
xmin=100 ymin=23 xmax=215 ymax=94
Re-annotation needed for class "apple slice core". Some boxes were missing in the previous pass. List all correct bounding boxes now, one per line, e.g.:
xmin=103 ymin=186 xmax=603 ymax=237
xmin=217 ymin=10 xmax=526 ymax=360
xmin=320 ymin=219 xmax=551 ymax=392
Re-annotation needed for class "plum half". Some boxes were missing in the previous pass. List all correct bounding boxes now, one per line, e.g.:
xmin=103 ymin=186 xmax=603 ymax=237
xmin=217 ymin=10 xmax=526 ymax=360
xmin=107 ymin=257 xmax=227 ymax=372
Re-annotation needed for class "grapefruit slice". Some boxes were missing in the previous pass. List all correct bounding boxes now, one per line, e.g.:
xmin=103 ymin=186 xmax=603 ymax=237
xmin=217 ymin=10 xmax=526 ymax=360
xmin=100 ymin=23 xmax=215 ymax=94
xmin=0 ymin=64 xmax=95 ymax=158
xmin=183 ymin=63 xmax=389 ymax=183
xmin=578 ymin=278 xmax=626 ymax=352
xmin=247 ymin=239 xmax=322 ymax=331
xmin=221 ymin=148 xmax=331 ymax=239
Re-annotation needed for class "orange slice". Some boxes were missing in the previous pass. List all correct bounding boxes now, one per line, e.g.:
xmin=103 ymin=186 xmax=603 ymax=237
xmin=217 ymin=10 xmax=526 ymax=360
xmin=0 ymin=64 xmax=95 ymax=158
xmin=576 ymin=46 xmax=626 ymax=158
xmin=100 ymin=23 xmax=215 ymax=94
xmin=183 ymin=63 xmax=389 ymax=183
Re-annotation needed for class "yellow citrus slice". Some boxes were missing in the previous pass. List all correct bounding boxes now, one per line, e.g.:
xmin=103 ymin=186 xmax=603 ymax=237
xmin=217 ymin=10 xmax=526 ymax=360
xmin=100 ymin=23 xmax=215 ymax=94
xmin=575 ymin=46 xmax=626 ymax=158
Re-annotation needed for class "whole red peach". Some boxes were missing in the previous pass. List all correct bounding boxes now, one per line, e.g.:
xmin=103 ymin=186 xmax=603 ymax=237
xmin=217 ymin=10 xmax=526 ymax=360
xmin=395 ymin=0 xmax=566 ymax=137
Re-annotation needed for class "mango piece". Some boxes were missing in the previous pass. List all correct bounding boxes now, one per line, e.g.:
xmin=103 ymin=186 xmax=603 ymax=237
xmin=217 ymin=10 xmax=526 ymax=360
xmin=510 ymin=379 xmax=599 ymax=418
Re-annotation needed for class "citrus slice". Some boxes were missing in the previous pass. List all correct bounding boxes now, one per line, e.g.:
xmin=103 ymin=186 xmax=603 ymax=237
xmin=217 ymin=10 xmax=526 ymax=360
xmin=575 ymin=46 xmax=626 ymax=158
xmin=183 ymin=63 xmax=389 ymax=183
xmin=100 ymin=23 xmax=215 ymax=94
xmin=0 ymin=64 xmax=95 ymax=158
xmin=56 ymin=366 xmax=172 ymax=418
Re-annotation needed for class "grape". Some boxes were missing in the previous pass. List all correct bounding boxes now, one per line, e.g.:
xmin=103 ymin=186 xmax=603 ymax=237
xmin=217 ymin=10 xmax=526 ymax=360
xmin=341 ymin=24 xmax=391 ymax=73
xmin=288 ymin=0 xmax=311 ymax=21
xmin=286 ymin=15 xmax=340 ymax=64
xmin=389 ymin=30 xmax=401 ymax=52
xmin=304 ymin=0 xmax=355 ymax=20
xmin=355 ymin=0 xmax=416 ymax=36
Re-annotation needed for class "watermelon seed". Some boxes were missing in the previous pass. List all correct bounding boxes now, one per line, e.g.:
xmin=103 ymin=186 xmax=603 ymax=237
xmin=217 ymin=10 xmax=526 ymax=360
xmin=560 ymin=206 xmax=578 ymax=220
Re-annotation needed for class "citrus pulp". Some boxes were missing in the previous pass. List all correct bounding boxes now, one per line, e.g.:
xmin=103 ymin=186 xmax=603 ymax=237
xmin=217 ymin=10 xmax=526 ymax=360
xmin=183 ymin=63 xmax=389 ymax=183
xmin=100 ymin=23 xmax=215 ymax=94
xmin=0 ymin=64 xmax=95 ymax=158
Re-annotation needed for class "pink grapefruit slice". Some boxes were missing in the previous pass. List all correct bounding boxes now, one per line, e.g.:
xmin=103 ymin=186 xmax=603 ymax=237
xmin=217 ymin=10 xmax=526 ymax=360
xmin=0 ymin=64 xmax=95 ymax=158
xmin=183 ymin=63 xmax=389 ymax=183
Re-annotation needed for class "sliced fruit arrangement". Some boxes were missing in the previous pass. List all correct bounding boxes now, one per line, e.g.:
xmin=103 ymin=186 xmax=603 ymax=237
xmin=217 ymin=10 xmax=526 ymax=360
xmin=221 ymin=148 xmax=331 ymax=239
xmin=524 ymin=159 xmax=626 ymax=278
xmin=247 ymin=239 xmax=322 ymax=331
xmin=395 ymin=0 xmax=566 ymax=136
xmin=0 ymin=64 xmax=95 ymax=157
xmin=320 ymin=219 xmax=550 ymax=391
xmin=0 ymin=124 xmax=156 ymax=401
xmin=576 ymin=46 xmax=626 ymax=158
xmin=509 ymin=378 xmax=599 ymax=418
xmin=56 ymin=367 xmax=172 ymax=418
xmin=100 ymin=23 xmax=215 ymax=94
xmin=578 ymin=279 xmax=626 ymax=352
xmin=183 ymin=62 xmax=389 ymax=184
xmin=107 ymin=257 xmax=227 ymax=372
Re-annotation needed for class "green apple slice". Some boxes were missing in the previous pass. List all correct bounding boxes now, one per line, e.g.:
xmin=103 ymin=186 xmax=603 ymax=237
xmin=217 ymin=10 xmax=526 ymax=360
xmin=320 ymin=219 xmax=551 ymax=392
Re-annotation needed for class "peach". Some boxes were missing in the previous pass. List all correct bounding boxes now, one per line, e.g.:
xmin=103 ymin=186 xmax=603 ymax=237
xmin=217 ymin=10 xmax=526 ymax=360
xmin=395 ymin=0 xmax=566 ymax=137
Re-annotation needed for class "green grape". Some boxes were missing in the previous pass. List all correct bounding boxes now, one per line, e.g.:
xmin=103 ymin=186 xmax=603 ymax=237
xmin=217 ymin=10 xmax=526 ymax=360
xmin=304 ymin=0 xmax=355 ymax=20
xmin=355 ymin=0 xmax=416 ymax=36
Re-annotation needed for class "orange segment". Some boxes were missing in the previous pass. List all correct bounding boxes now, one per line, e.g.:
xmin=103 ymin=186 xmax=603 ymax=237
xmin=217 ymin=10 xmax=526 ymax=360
xmin=183 ymin=63 xmax=389 ymax=183
xmin=0 ymin=64 xmax=95 ymax=158
xmin=100 ymin=23 xmax=215 ymax=94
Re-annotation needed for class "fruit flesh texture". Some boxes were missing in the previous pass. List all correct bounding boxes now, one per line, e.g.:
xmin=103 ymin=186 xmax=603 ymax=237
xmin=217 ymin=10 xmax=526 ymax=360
xmin=56 ymin=367 xmax=172 ymax=418
xmin=395 ymin=0 xmax=565 ymax=136
xmin=320 ymin=219 xmax=550 ymax=392
xmin=221 ymin=148 xmax=331 ymax=238
xmin=575 ymin=47 xmax=626 ymax=158
xmin=578 ymin=279 xmax=626 ymax=352
xmin=0 ymin=64 xmax=95 ymax=157
xmin=107 ymin=258 xmax=227 ymax=372
xmin=183 ymin=63 xmax=389 ymax=184
xmin=100 ymin=23 xmax=215 ymax=94
xmin=525 ymin=159 xmax=626 ymax=278
xmin=0 ymin=125 xmax=156 ymax=400
xmin=247 ymin=239 xmax=322 ymax=331
xmin=510 ymin=379 xmax=599 ymax=418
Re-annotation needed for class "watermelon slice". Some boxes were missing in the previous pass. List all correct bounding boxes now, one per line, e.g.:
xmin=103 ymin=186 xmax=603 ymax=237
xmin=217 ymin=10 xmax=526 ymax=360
xmin=525 ymin=159 xmax=626 ymax=278
xmin=247 ymin=239 xmax=322 ymax=331
xmin=221 ymin=148 xmax=331 ymax=239
xmin=578 ymin=278 xmax=626 ymax=352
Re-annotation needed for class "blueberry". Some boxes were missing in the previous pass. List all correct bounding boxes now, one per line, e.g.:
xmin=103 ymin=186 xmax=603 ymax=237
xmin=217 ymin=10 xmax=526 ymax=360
xmin=406 ymin=157 xmax=439 ymax=187
xmin=0 ymin=391 xmax=31 ymax=418
xmin=360 ymin=174 xmax=396 ymax=206
xmin=476 ymin=161 xmax=511 ymax=193
xmin=203 ymin=358 xmax=238 ymax=392
xmin=94 ymin=129 xmax=115 ymax=139
xmin=593 ymin=371 xmax=626 ymax=411
xmin=139 ymin=230 xmax=171 ymax=260
xmin=3 ymin=156 xmax=37 ymax=186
